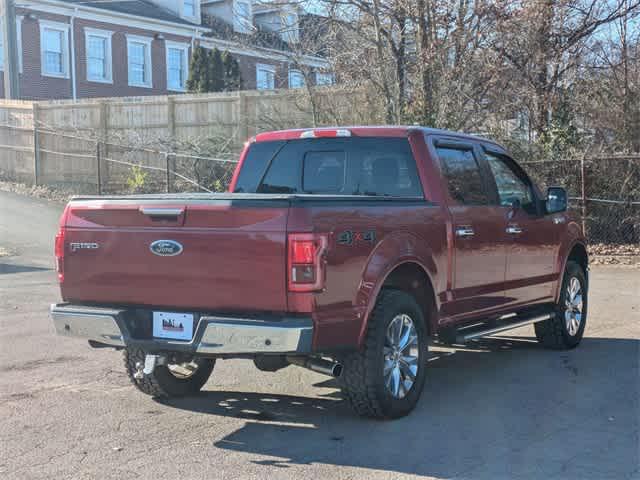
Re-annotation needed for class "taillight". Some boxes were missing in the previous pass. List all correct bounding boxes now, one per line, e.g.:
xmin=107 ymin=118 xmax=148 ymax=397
xmin=287 ymin=233 xmax=328 ymax=292
xmin=55 ymin=206 xmax=70 ymax=283
xmin=54 ymin=230 xmax=65 ymax=283
xmin=299 ymin=129 xmax=351 ymax=138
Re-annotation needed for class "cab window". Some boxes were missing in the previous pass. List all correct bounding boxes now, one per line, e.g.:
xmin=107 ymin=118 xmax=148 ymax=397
xmin=485 ymin=152 xmax=536 ymax=214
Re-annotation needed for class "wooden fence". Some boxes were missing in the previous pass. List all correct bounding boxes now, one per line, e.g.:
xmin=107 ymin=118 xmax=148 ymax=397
xmin=0 ymin=88 xmax=384 ymax=192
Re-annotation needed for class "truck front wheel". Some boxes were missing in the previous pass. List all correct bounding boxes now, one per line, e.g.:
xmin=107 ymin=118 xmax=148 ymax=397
xmin=535 ymin=260 xmax=588 ymax=349
xmin=123 ymin=348 xmax=215 ymax=398
xmin=340 ymin=289 xmax=428 ymax=419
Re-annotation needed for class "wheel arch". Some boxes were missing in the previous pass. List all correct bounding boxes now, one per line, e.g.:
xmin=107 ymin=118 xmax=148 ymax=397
xmin=356 ymin=232 xmax=440 ymax=348
xmin=555 ymin=241 xmax=589 ymax=302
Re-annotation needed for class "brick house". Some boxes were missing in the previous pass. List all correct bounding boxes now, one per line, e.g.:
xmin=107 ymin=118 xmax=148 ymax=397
xmin=0 ymin=0 xmax=331 ymax=100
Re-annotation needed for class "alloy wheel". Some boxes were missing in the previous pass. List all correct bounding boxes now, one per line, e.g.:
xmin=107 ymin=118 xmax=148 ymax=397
xmin=564 ymin=277 xmax=583 ymax=336
xmin=383 ymin=314 xmax=420 ymax=399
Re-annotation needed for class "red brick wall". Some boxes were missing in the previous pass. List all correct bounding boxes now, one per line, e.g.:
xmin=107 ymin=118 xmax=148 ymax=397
xmin=233 ymin=52 xmax=287 ymax=90
xmin=74 ymin=18 xmax=194 ymax=98
xmin=9 ymin=10 xmax=194 ymax=100
xmin=0 ymin=8 xmax=320 ymax=100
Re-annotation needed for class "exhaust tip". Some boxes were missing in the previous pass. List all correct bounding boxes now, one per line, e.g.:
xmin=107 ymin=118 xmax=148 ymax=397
xmin=332 ymin=363 xmax=343 ymax=378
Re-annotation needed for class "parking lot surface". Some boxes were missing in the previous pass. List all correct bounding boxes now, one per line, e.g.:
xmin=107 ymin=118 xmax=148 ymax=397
xmin=1 ymin=190 xmax=638 ymax=480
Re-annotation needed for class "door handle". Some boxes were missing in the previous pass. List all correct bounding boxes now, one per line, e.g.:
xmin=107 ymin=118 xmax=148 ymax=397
xmin=455 ymin=227 xmax=475 ymax=238
xmin=506 ymin=225 xmax=523 ymax=234
xmin=139 ymin=207 xmax=184 ymax=217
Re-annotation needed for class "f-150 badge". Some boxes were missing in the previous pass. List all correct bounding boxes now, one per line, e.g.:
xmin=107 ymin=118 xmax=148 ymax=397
xmin=69 ymin=242 xmax=99 ymax=252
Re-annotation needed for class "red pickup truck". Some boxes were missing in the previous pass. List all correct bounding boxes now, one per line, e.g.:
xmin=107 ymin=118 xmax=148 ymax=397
xmin=51 ymin=126 xmax=588 ymax=418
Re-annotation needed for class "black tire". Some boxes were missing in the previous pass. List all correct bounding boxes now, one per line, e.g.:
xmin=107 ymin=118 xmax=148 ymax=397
xmin=339 ymin=289 xmax=429 ymax=419
xmin=123 ymin=348 xmax=215 ymax=398
xmin=535 ymin=260 xmax=588 ymax=349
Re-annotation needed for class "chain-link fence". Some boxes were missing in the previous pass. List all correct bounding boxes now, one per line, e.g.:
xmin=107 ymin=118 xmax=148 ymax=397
xmin=1 ymin=122 xmax=638 ymax=245
xmin=0 ymin=123 xmax=239 ymax=195
xmin=520 ymin=156 xmax=640 ymax=244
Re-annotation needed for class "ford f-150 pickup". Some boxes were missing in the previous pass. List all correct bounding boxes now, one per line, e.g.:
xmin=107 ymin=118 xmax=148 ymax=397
xmin=50 ymin=126 xmax=588 ymax=418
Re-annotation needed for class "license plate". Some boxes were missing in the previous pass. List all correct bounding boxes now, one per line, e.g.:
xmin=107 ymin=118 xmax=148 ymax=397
xmin=152 ymin=312 xmax=194 ymax=341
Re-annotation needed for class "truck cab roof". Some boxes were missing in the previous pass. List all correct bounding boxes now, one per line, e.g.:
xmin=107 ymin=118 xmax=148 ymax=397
xmin=253 ymin=126 xmax=505 ymax=151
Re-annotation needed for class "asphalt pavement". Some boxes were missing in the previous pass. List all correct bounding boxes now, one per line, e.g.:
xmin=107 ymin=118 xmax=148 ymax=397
xmin=0 ymin=189 xmax=638 ymax=480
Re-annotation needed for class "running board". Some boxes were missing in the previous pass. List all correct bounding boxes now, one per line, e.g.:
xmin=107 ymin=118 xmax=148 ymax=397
xmin=455 ymin=313 xmax=553 ymax=344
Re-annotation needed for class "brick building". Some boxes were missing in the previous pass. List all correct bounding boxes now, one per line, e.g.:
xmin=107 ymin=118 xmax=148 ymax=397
xmin=0 ymin=0 xmax=331 ymax=100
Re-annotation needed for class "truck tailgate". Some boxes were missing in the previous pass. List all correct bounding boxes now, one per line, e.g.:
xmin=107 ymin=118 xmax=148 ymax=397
xmin=60 ymin=195 xmax=290 ymax=312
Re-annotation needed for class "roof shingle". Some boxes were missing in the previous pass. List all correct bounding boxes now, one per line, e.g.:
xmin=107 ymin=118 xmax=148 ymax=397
xmin=60 ymin=0 xmax=199 ymax=26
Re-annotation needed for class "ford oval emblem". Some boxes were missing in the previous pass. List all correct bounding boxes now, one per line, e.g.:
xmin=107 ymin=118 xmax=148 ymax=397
xmin=150 ymin=240 xmax=183 ymax=257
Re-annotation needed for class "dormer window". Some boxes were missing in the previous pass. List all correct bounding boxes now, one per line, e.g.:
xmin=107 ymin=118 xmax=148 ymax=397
xmin=281 ymin=12 xmax=298 ymax=43
xmin=235 ymin=0 xmax=252 ymax=33
xmin=184 ymin=0 xmax=196 ymax=17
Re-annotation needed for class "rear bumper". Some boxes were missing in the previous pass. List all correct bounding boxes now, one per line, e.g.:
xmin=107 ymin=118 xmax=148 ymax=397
xmin=50 ymin=304 xmax=313 ymax=355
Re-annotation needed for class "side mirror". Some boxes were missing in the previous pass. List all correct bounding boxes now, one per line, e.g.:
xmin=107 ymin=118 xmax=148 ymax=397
xmin=546 ymin=186 xmax=567 ymax=214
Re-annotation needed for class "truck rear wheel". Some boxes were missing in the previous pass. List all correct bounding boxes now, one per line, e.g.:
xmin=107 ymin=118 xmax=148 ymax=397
xmin=535 ymin=261 xmax=588 ymax=349
xmin=340 ymin=289 xmax=428 ymax=419
xmin=123 ymin=348 xmax=215 ymax=398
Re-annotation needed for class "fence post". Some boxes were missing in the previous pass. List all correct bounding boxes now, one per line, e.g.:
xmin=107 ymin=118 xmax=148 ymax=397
xmin=580 ymin=155 xmax=587 ymax=237
xmin=32 ymin=103 xmax=40 ymax=186
xmin=167 ymin=97 xmax=176 ymax=193
xmin=238 ymin=92 xmax=249 ymax=143
xmin=165 ymin=152 xmax=171 ymax=193
xmin=96 ymin=141 xmax=102 ymax=195
xmin=98 ymin=101 xmax=108 ymax=193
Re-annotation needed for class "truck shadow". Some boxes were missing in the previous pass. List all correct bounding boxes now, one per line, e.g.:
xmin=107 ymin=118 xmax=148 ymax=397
xmin=160 ymin=336 xmax=639 ymax=479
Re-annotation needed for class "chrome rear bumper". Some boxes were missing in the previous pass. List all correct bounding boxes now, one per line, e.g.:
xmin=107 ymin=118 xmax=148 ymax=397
xmin=50 ymin=304 xmax=313 ymax=355
xmin=51 ymin=304 xmax=125 ymax=347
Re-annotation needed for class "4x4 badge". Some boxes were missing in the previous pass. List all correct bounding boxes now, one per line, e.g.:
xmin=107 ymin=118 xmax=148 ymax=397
xmin=338 ymin=230 xmax=376 ymax=246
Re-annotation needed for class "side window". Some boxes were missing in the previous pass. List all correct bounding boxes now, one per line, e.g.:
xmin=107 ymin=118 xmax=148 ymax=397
xmin=233 ymin=141 xmax=285 ymax=193
xmin=485 ymin=153 xmax=535 ymax=213
xmin=436 ymin=147 xmax=488 ymax=205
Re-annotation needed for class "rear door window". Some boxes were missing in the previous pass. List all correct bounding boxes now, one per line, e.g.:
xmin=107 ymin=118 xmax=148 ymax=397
xmin=236 ymin=137 xmax=424 ymax=197
xmin=436 ymin=146 xmax=489 ymax=205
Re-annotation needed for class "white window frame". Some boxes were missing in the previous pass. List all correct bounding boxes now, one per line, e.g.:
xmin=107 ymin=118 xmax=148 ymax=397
xmin=39 ymin=20 xmax=71 ymax=79
xmin=84 ymin=28 xmax=113 ymax=84
xmin=165 ymin=41 xmax=189 ymax=92
xmin=315 ymin=72 xmax=335 ymax=86
xmin=0 ymin=17 xmax=22 ymax=72
xmin=126 ymin=35 xmax=153 ymax=88
xmin=256 ymin=63 xmax=276 ymax=90
xmin=0 ymin=22 xmax=4 ymax=71
xmin=288 ymin=68 xmax=304 ymax=89
xmin=16 ymin=16 xmax=23 ymax=73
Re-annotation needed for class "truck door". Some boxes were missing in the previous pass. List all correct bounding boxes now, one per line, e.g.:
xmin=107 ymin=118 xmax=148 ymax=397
xmin=481 ymin=148 xmax=561 ymax=307
xmin=433 ymin=140 xmax=509 ymax=321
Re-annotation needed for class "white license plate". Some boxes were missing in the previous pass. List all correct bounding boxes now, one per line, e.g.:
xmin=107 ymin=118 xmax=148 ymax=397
xmin=152 ymin=312 xmax=194 ymax=341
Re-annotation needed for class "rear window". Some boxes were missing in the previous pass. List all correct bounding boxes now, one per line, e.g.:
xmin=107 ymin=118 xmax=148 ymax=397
xmin=234 ymin=137 xmax=423 ymax=197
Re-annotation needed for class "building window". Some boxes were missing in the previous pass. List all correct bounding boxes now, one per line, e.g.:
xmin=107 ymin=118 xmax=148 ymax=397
xmin=40 ymin=21 xmax=70 ymax=78
xmin=127 ymin=36 xmax=152 ymax=88
xmin=85 ymin=28 xmax=112 ymax=83
xmin=0 ymin=23 xmax=4 ymax=70
xmin=281 ymin=13 xmax=299 ymax=43
xmin=288 ymin=69 xmax=304 ymax=89
xmin=0 ymin=18 xmax=23 ymax=73
xmin=235 ymin=0 xmax=252 ymax=33
xmin=256 ymin=64 xmax=276 ymax=90
xmin=166 ymin=42 xmax=189 ymax=91
xmin=184 ymin=0 xmax=196 ymax=17
xmin=316 ymin=72 xmax=335 ymax=86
